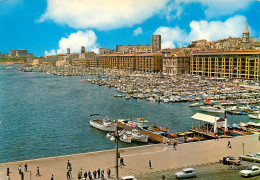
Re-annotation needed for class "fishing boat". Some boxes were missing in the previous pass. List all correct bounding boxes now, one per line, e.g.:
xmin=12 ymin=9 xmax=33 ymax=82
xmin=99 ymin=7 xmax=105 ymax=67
xmin=5 ymin=66 xmax=13 ymax=70
xmin=89 ymin=114 xmax=116 ymax=132
xmin=118 ymin=118 xmax=149 ymax=128
xmin=131 ymin=129 xmax=149 ymax=142
xmin=120 ymin=133 xmax=132 ymax=143
xmin=248 ymin=114 xmax=259 ymax=119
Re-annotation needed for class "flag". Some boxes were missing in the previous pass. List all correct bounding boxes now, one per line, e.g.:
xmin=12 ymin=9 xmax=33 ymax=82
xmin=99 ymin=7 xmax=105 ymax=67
xmin=224 ymin=111 xmax=227 ymax=119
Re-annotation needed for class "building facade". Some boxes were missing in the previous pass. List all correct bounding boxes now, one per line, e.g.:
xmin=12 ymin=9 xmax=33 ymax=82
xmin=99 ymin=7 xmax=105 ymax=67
xmin=190 ymin=50 xmax=260 ymax=80
xmin=96 ymin=53 xmax=163 ymax=72
xmin=152 ymin=35 xmax=161 ymax=53
xmin=163 ymin=53 xmax=190 ymax=75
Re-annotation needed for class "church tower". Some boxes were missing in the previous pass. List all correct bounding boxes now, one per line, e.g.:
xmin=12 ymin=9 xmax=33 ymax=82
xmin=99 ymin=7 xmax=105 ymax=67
xmin=241 ymin=21 xmax=250 ymax=49
xmin=242 ymin=21 xmax=250 ymax=43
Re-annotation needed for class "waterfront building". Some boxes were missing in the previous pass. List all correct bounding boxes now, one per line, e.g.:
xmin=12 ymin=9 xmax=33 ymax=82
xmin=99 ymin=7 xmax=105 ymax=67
xmin=190 ymin=50 xmax=260 ymax=80
xmin=96 ymin=53 xmax=163 ymax=72
xmin=71 ymin=58 xmax=89 ymax=66
xmin=9 ymin=50 xmax=28 ymax=57
xmin=163 ymin=53 xmax=190 ymax=75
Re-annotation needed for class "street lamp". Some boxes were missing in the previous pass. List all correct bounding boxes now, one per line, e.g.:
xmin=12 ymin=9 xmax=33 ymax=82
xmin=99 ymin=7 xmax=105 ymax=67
xmin=115 ymin=125 xmax=119 ymax=180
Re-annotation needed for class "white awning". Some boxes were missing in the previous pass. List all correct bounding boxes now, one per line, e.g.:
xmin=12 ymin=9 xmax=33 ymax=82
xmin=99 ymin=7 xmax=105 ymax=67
xmin=191 ymin=113 xmax=220 ymax=124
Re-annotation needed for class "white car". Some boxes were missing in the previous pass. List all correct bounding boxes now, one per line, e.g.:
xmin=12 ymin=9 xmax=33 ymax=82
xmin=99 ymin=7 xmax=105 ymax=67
xmin=240 ymin=165 xmax=260 ymax=177
xmin=121 ymin=176 xmax=137 ymax=180
xmin=175 ymin=168 xmax=196 ymax=179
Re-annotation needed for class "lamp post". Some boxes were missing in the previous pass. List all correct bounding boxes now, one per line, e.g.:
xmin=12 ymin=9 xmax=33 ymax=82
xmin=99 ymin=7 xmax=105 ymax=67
xmin=115 ymin=124 xmax=119 ymax=180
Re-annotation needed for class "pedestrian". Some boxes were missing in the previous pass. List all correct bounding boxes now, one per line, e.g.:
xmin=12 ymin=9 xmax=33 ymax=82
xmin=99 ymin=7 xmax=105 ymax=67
xmin=21 ymin=171 xmax=24 ymax=180
xmin=67 ymin=170 xmax=71 ymax=180
xmin=120 ymin=157 xmax=125 ymax=166
xmin=36 ymin=167 xmax=40 ymax=176
xmin=84 ymin=171 xmax=87 ymax=180
xmin=93 ymin=170 xmax=97 ymax=179
xmin=173 ymin=141 xmax=177 ymax=150
xmin=88 ymin=171 xmax=91 ymax=179
xmin=78 ymin=172 xmax=82 ymax=180
xmin=162 ymin=175 xmax=166 ymax=180
xmin=149 ymin=160 xmax=152 ymax=169
xmin=51 ymin=174 xmax=54 ymax=180
xmin=67 ymin=160 xmax=71 ymax=169
xmin=89 ymin=174 xmax=93 ymax=180
xmin=227 ymin=141 xmax=232 ymax=148
xmin=18 ymin=165 xmax=22 ymax=174
xmin=101 ymin=170 xmax=104 ymax=180
xmin=97 ymin=168 xmax=100 ymax=178
xmin=79 ymin=169 xmax=83 ymax=177
xmin=107 ymin=168 xmax=111 ymax=178
xmin=24 ymin=163 xmax=28 ymax=171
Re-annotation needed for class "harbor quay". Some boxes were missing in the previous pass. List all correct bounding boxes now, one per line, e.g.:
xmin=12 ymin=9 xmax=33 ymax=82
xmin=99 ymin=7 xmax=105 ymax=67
xmin=0 ymin=134 xmax=259 ymax=179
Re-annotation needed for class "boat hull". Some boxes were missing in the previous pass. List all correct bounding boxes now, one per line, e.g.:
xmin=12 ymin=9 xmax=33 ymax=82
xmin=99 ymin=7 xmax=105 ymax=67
xmin=90 ymin=120 xmax=115 ymax=132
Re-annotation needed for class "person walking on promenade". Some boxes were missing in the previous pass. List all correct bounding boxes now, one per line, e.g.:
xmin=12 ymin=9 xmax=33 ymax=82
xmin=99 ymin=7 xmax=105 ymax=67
xmin=84 ymin=171 xmax=87 ymax=180
xmin=21 ymin=171 xmax=24 ymax=180
xmin=18 ymin=165 xmax=22 ymax=174
xmin=93 ymin=170 xmax=97 ymax=179
xmin=101 ymin=170 xmax=104 ymax=180
xmin=67 ymin=170 xmax=71 ymax=180
xmin=107 ymin=168 xmax=111 ymax=178
xmin=227 ymin=141 xmax=232 ymax=148
xmin=173 ymin=141 xmax=177 ymax=150
xmin=161 ymin=175 xmax=166 ymax=180
xmin=51 ymin=174 xmax=54 ymax=180
xmin=97 ymin=168 xmax=100 ymax=178
xmin=78 ymin=172 xmax=82 ymax=180
xmin=24 ymin=163 xmax=28 ymax=172
xmin=88 ymin=171 xmax=92 ymax=179
xmin=149 ymin=160 xmax=152 ymax=169
xmin=120 ymin=157 xmax=125 ymax=166
xmin=67 ymin=160 xmax=71 ymax=169
xmin=36 ymin=167 xmax=40 ymax=176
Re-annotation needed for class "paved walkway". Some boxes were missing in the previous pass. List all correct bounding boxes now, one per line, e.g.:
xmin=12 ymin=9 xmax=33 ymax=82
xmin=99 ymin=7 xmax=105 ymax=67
xmin=0 ymin=134 xmax=259 ymax=179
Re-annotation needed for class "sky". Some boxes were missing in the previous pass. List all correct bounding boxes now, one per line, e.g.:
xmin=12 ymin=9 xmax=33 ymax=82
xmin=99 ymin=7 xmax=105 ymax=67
xmin=0 ymin=0 xmax=259 ymax=57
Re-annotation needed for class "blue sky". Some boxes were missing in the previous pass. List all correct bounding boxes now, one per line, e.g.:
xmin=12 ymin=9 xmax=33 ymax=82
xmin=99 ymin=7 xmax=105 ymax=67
xmin=0 ymin=0 xmax=259 ymax=57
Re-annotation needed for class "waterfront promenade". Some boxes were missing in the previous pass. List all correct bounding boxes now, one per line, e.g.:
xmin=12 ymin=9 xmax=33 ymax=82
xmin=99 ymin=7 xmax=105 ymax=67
xmin=0 ymin=134 xmax=259 ymax=179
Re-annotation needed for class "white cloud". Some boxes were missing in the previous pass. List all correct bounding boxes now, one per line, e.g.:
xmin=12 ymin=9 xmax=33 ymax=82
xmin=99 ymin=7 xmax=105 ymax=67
xmin=164 ymin=0 xmax=252 ymax=20
xmin=44 ymin=49 xmax=56 ymax=56
xmin=133 ymin=27 xmax=143 ymax=36
xmin=38 ymin=0 xmax=169 ymax=30
xmin=154 ymin=15 xmax=247 ymax=49
xmin=44 ymin=30 xmax=99 ymax=56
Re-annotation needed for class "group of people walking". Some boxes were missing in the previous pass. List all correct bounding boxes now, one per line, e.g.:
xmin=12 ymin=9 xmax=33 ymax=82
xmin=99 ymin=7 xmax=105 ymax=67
xmin=66 ymin=160 xmax=111 ymax=180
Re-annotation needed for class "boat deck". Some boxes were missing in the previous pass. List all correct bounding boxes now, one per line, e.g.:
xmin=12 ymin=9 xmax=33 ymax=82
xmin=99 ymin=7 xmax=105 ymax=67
xmin=189 ymin=128 xmax=233 ymax=139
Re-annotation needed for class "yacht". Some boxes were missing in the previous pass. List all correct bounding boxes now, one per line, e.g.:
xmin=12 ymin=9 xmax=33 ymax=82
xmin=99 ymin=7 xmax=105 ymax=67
xmin=89 ymin=115 xmax=116 ymax=132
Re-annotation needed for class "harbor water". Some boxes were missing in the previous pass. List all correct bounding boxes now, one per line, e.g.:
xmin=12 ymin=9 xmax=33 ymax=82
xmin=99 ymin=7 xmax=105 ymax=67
xmin=0 ymin=65 xmax=252 ymax=163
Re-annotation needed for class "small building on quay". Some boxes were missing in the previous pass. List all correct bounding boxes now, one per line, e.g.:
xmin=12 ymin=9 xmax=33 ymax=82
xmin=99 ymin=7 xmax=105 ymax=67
xmin=163 ymin=52 xmax=190 ymax=75
xmin=96 ymin=53 xmax=163 ymax=72
xmin=190 ymin=50 xmax=260 ymax=80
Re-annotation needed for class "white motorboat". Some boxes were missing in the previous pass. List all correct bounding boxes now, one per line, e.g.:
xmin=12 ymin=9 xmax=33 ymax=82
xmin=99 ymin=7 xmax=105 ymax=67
xmin=248 ymin=114 xmax=259 ymax=119
xmin=199 ymin=105 xmax=225 ymax=113
xmin=5 ymin=66 xmax=14 ymax=70
xmin=131 ymin=129 xmax=149 ymax=143
xmin=120 ymin=134 xmax=132 ymax=143
xmin=189 ymin=102 xmax=203 ymax=107
xmin=89 ymin=114 xmax=116 ymax=132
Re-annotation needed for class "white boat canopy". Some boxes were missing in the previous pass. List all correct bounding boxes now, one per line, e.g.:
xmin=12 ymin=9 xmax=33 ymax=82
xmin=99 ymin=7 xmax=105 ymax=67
xmin=191 ymin=113 xmax=221 ymax=124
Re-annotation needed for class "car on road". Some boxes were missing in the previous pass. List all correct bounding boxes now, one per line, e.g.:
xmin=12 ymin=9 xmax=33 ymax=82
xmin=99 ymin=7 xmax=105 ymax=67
xmin=239 ymin=154 xmax=260 ymax=163
xmin=121 ymin=176 xmax=137 ymax=180
xmin=239 ymin=165 xmax=260 ymax=177
xmin=219 ymin=156 xmax=240 ymax=165
xmin=175 ymin=168 xmax=196 ymax=179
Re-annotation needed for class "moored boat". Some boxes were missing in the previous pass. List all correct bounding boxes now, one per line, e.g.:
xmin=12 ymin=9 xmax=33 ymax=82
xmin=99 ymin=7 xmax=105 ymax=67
xmin=89 ymin=114 xmax=116 ymax=132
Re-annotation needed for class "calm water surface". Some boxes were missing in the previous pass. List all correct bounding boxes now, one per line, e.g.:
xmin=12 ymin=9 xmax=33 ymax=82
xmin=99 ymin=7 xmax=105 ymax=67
xmin=0 ymin=65 xmax=251 ymax=163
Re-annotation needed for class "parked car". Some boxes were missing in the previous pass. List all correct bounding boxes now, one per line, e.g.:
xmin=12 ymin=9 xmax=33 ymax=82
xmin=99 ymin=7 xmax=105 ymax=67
xmin=175 ymin=168 xmax=196 ymax=179
xmin=239 ymin=165 xmax=260 ymax=177
xmin=239 ymin=154 xmax=260 ymax=163
xmin=219 ymin=156 xmax=240 ymax=165
xmin=121 ymin=176 xmax=137 ymax=180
